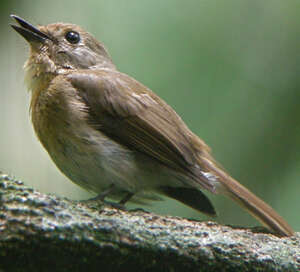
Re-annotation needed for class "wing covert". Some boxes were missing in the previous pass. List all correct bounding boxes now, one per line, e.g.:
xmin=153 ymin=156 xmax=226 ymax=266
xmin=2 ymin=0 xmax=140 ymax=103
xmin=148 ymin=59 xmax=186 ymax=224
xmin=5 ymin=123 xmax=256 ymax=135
xmin=68 ymin=70 xmax=209 ymax=176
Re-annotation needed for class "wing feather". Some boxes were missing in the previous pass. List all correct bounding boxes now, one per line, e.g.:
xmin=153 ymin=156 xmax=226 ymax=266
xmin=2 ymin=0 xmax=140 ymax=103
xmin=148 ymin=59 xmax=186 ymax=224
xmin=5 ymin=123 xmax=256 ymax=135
xmin=68 ymin=69 xmax=214 ymax=190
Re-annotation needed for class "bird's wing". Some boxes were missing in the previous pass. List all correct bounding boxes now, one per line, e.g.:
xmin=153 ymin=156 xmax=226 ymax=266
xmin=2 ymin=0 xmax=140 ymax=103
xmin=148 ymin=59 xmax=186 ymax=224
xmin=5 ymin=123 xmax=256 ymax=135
xmin=67 ymin=69 xmax=215 ymax=192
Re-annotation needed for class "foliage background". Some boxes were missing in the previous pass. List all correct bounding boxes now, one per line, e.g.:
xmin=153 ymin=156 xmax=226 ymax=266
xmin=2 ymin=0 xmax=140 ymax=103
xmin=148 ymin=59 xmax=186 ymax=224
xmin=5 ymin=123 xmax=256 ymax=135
xmin=0 ymin=0 xmax=299 ymax=230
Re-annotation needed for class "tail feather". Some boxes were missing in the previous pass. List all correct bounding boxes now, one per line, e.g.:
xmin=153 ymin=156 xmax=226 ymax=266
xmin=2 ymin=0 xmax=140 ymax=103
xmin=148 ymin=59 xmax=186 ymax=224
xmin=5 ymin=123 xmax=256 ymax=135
xmin=207 ymin=163 xmax=294 ymax=237
xmin=160 ymin=186 xmax=216 ymax=216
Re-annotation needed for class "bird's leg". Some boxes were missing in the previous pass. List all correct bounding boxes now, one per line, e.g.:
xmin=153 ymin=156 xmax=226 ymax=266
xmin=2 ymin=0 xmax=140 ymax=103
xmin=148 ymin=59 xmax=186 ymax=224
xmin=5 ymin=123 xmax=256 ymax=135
xmin=119 ymin=192 xmax=134 ymax=205
xmin=82 ymin=185 xmax=134 ymax=210
xmin=83 ymin=184 xmax=115 ymax=202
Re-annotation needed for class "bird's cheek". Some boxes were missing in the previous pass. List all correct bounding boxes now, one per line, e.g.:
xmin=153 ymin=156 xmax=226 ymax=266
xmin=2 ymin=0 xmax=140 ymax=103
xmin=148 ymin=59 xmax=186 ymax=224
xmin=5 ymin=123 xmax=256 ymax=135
xmin=72 ymin=48 xmax=98 ymax=68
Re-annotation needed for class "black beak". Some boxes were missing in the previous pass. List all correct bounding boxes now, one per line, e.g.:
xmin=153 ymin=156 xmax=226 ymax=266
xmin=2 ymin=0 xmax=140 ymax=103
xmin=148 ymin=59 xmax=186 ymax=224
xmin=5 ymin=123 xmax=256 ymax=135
xmin=10 ymin=15 xmax=52 ymax=43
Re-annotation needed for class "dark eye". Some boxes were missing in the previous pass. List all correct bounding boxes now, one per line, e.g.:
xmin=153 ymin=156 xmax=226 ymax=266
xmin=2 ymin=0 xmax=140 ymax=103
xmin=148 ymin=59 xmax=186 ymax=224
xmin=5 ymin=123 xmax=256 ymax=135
xmin=65 ymin=31 xmax=80 ymax=44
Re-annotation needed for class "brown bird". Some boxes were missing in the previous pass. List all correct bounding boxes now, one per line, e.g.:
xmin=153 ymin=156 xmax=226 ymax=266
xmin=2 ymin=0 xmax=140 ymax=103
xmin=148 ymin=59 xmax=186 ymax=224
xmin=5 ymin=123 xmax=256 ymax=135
xmin=11 ymin=15 xmax=294 ymax=236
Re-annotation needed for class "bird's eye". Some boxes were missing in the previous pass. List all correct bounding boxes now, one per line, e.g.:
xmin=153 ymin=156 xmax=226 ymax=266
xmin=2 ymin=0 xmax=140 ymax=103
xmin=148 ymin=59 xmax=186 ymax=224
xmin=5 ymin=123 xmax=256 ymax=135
xmin=65 ymin=31 xmax=80 ymax=44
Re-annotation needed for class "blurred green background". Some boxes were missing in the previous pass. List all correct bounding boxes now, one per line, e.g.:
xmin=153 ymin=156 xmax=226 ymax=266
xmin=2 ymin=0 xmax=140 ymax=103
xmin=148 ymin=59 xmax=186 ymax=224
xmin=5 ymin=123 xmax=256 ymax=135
xmin=0 ymin=0 xmax=299 ymax=231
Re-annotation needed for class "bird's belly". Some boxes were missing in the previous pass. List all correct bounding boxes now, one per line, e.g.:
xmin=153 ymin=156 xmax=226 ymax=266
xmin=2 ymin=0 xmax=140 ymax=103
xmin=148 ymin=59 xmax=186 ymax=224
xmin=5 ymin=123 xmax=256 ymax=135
xmin=45 ymin=126 xmax=181 ymax=198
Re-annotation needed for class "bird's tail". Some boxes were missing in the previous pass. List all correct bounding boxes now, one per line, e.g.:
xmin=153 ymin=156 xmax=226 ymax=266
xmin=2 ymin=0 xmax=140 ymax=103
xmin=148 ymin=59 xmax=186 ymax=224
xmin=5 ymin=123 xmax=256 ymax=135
xmin=206 ymin=162 xmax=294 ymax=237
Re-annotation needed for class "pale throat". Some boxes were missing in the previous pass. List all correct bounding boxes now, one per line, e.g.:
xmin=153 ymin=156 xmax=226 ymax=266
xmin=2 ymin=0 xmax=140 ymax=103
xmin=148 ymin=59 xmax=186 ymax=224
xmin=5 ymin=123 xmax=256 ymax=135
xmin=24 ymin=50 xmax=61 ymax=94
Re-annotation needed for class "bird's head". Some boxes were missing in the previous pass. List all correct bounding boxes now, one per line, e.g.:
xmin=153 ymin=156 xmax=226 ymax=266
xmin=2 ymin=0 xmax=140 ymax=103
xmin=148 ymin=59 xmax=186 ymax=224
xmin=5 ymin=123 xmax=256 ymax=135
xmin=11 ymin=15 xmax=115 ymax=75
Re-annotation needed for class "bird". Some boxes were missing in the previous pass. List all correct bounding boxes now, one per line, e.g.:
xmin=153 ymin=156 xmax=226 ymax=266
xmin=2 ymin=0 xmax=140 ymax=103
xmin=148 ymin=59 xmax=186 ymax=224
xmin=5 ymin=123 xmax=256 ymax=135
xmin=10 ymin=14 xmax=294 ymax=236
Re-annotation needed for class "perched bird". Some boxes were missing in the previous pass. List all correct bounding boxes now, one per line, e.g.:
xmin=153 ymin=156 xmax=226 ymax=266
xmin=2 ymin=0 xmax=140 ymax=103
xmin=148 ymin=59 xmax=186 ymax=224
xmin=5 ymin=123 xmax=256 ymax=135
xmin=11 ymin=15 xmax=294 ymax=236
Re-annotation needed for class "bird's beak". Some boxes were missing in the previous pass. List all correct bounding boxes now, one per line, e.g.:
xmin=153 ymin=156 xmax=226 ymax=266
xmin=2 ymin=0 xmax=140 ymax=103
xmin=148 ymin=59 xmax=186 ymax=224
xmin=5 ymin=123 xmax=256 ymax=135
xmin=10 ymin=15 xmax=52 ymax=44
